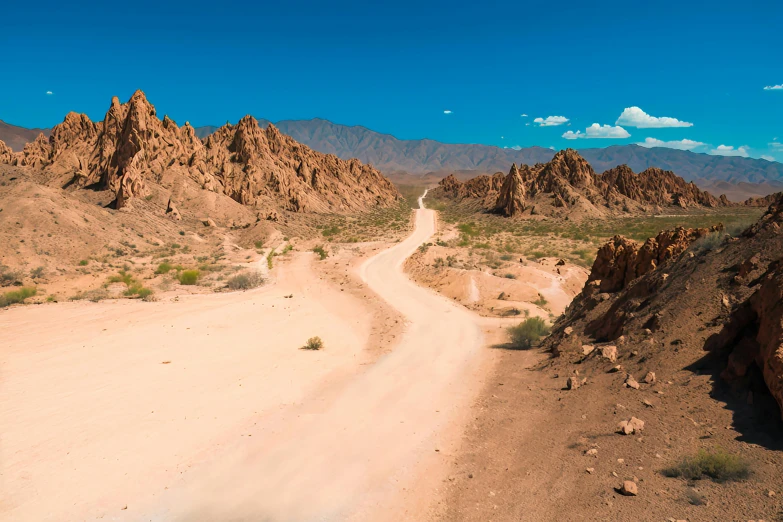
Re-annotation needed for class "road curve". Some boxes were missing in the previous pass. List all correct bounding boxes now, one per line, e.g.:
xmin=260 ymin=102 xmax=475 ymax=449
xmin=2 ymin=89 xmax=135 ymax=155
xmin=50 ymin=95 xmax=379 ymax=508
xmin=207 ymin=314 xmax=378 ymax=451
xmin=159 ymin=191 xmax=486 ymax=521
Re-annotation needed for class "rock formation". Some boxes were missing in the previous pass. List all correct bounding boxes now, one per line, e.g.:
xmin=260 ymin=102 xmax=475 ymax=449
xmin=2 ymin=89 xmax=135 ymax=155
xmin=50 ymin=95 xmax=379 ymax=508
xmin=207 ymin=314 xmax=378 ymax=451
xmin=432 ymin=149 xmax=732 ymax=218
xmin=588 ymin=226 xmax=724 ymax=293
xmin=494 ymin=163 xmax=527 ymax=216
xmin=0 ymin=91 xmax=400 ymax=212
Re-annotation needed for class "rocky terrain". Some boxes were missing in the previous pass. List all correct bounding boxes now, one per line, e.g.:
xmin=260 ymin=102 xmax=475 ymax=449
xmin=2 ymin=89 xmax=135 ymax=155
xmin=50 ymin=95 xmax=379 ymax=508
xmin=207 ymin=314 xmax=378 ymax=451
xmin=0 ymin=91 xmax=399 ymax=213
xmin=431 ymin=149 xmax=734 ymax=219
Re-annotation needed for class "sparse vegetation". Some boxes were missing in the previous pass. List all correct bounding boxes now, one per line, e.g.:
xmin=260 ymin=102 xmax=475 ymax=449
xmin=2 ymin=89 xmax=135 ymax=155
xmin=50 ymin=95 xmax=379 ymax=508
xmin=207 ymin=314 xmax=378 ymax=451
xmin=78 ymin=259 xmax=89 ymax=266
xmin=533 ymin=294 xmax=548 ymax=307
xmin=178 ymin=270 xmax=201 ymax=285
xmin=226 ymin=271 xmax=264 ymax=290
xmin=302 ymin=336 xmax=324 ymax=350
xmin=312 ymin=245 xmax=328 ymax=260
xmin=155 ymin=261 xmax=181 ymax=274
xmin=0 ymin=287 xmax=37 ymax=307
xmin=662 ymin=448 xmax=751 ymax=483
xmin=507 ymin=317 xmax=551 ymax=349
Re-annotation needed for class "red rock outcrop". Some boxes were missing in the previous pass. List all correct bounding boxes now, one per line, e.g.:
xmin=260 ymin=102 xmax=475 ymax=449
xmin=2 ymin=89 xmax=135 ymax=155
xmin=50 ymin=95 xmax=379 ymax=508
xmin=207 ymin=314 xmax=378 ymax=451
xmin=0 ymin=91 xmax=400 ymax=212
xmin=744 ymin=192 xmax=783 ymax=208
xmin=434 ymin=149 xmax=731 ymax=218
xmin=494 ymin=163 xmax=527 ymax=216
xmin=748 ymin=262 xmax=783 ymax=417
xmin=0 ymin=139 xmax=12 ymax=163
xmin=587 ymin=226 xmax=723 ymax=293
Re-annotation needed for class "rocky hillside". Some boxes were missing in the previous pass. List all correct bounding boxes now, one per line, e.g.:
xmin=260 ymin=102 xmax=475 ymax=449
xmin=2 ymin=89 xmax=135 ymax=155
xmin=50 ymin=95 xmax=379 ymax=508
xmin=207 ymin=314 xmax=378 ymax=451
xmin=545 ymin=193 xmax=783 ymax=418
xmin=432 ymin=149 xmax=730 ymax=219
xmin=0 ymin=92 xmax=399 ymax=212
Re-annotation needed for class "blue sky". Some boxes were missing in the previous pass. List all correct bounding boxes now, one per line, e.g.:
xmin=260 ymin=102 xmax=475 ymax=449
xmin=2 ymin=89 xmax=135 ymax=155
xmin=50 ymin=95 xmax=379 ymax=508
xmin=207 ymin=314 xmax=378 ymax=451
xmin=1 ymin=0 xmax=781 ymax=161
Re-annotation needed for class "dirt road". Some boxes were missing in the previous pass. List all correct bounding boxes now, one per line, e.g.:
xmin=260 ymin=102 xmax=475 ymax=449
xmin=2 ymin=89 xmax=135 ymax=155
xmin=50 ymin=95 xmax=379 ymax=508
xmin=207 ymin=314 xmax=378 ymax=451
xmin=1 ymin=192 xmax=488 ymax=521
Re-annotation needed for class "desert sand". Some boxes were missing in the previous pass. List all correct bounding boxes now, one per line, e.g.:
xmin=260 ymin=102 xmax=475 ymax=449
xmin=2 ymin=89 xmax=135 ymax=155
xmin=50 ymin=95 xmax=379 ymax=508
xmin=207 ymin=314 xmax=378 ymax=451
xmin=0 ymin=192 xmax=491 ymax=521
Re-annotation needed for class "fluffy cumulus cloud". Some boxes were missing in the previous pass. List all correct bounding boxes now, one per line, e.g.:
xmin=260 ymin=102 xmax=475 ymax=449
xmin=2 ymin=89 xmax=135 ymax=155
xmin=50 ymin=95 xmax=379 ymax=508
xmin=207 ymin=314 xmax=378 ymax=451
xmin=443 ymin=110 xmax=452 ymax=114
xmin=637 ymin=137 xmax=705 ymax=151
xmin=46 ymin=91 xmax=53 ymax=95
xmin=709 ymin=144 xmax=749 ymax=157
xmin=616 ymin=106 xmax=692 ymax=128
xmin=562 ymin=123 xmax=630 ymax=140
xmin=763 ymin=84 xmax=783 ymax=90
xmin=520 ymin=113 xmax=528 ymax=117
xmin=534 ymin=115 xmax=569 ymax=127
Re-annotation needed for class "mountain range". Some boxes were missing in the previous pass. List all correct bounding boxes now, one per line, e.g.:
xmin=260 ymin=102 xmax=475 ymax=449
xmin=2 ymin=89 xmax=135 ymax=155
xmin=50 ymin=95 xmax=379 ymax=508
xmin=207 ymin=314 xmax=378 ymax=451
xmin=4 ymin=117 xmax=782 ymax=196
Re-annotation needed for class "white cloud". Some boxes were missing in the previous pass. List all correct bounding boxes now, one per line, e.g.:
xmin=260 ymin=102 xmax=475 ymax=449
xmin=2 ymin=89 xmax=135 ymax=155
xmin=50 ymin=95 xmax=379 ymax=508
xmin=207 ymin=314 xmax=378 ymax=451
xmin=549 ymin=146 xmax=555 ymax=150
xmin=534 ymin=115 xmax=569 ymax=127
xmin=443 ymin=110 xmax=452 ymax=114
xmin=562 ymin=123 xmax=630 ymax=140
xmin=46 ymin=91 xmax=53 ymax=95
xmin=508 ymin=145 xmax=522 ymax=150
xmin=520 ymin=113 xmax=528 ymax=117
xmin=637 ymin=137 xmax=705 ymax=151
xmin=709 ymin=144 xmax=749 ymax=157
xmin=769 ymin=141 xmax=783 ymax=150
xmin=761 ymin=155 xmax=775 ymax=161
xmin=525 ymin=123 xmax=530 ymax=126
xmin=616 ymin=106 xmax=692 ymax=128
xmin=763 ymin=84 xmax=783 ymax=90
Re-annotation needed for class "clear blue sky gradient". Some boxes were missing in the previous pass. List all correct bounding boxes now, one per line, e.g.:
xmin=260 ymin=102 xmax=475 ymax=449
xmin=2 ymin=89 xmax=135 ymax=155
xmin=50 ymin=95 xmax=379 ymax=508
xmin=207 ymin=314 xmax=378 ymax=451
xmin=2 ymin=0 xmax=781 ymax=160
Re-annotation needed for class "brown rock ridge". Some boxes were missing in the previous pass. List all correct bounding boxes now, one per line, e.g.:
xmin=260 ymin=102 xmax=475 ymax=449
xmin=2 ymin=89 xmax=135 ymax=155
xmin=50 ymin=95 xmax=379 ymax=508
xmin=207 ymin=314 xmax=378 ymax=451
xmin=587 ymin=225 xmax=724 ymax=294
xmin=432 ymin=149 xmax=732 ymax=218
xmin=0 ymin=91 xmax=399 ymax=212
xmin=543 ymin=192 xmax=783 ymax=418
xmin=437 ymin=172 xmax=505 ymax=207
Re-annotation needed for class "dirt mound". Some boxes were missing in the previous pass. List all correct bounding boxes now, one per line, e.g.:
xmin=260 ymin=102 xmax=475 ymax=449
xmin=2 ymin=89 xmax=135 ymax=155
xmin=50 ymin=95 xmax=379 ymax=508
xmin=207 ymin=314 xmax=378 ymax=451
xmin=0 ymin=90 xmax=399 ymax=212
xmin=431 ymin=149 xmax=733 ymax=219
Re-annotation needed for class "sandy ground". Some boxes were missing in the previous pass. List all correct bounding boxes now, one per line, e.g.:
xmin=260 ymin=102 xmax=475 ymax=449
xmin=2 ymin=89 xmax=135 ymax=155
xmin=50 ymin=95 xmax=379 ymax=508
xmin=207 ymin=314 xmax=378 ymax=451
xmin=0 ymin=192 xmax=491 ymax=521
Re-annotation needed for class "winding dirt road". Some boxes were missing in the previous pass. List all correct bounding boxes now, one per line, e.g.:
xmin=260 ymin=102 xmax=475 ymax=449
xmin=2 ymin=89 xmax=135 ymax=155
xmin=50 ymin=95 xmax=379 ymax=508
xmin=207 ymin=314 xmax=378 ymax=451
xmin=1 ymin=192 xmax=487 ymax=521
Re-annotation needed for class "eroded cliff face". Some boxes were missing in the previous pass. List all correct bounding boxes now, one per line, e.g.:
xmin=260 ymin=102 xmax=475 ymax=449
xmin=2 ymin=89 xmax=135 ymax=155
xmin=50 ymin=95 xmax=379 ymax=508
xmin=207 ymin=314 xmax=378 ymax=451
xmin=0 ymin=91 xmax=400 ymax=212
xmin=494 ymin=163 xmax=527 ymax=216
xmin=587 ymin=226 xmax=724 ymax=293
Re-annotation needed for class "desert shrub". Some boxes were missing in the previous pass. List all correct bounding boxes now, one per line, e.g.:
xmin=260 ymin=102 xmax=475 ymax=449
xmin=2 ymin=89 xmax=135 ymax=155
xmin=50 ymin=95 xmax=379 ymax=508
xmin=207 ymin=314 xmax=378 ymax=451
xmin=178 ymin=270 xmax=200 ymax=285
xmin=254 ymin=240 xmax=264 ymax=249
xmin=280 ymin=244 xmax=293 ymax=255
xmin=107 ymin=270 xmax=134 ymax=286
xmin=78 ymin=259 xmax=89 ymax=266
xmin=0 ymin=286 xmax=37 ymax=307
xmin=125 ymin=282 xmax=153 ymax=300
xmin=0 ymin=266 xmax=23 ymax=287
xmin=30 ymin=266 xmax=46 ymax=279
xmin=227 ymin=271 xmax=264 ymax=290
xmin=69 ymin=288 xmax=109 ymax=302
xmin=302 ymin=336 xmax=324 ymax=350
xmin=690 ymin=232 xmax=724 ymax=254
xmin=662 ymin=448 xmax=751 ymax=483
xmin=507 ymin=317 xmax=551 ymax=349
xmin=503 ymin=273 xmax=516 ymax=279
xmin=533 ymin=294 xmax=548 ymax=307
xmin=155 ymin=261 xmax=175 ymax=274
xmin=312 ymin=245 xmax=328 ymax=260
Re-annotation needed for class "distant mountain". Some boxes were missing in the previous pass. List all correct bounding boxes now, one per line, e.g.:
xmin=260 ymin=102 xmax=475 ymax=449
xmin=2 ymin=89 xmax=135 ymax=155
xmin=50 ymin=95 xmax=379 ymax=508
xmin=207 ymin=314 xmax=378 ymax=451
xmin=0 ymin=120 xmax=50 ymax=152
xmin=5 ymin=116 xmax=782 ymax=188
xmin=199 ymin=119 xmax=782 ymax=186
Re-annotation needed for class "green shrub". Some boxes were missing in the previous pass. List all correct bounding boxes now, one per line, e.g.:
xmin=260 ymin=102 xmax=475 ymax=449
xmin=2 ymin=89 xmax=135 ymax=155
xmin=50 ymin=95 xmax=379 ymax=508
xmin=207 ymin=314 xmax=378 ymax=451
xmin=178 ymin=270 xmax=200 ymax=285
xmin=280 ymin=244 xmax=293 ymax=255
xmin=227 ymin=271 xmax=264 ymax=290
xmin=155 ymin=262 xmax=175 ymax=274
xmin=507 ymin=317 xmax=551 ymax=349
xmin=312 ymin=245 xmax=328 ymax=260
xmin=503 ymin=273 xmax=516 ymax=279
xmin=0 ymin=286 xmax=37 ymax=307
xmin=302 ymin=336 xmax=324 ymax=350
xmin=690 ymin=232 xmax=724 ymax=254
xmin=533 ymin=294 xmax=548 ymax=307
xmin=78 ymin=259 xmax=89 ymax=266
xmin=107 ymin=271 xmax=134 ymax=286
xmin=125 ymin=282 xmax=153 ymax=300
xmin=662 ymin=448 xmax=751 ymax=483
xmin=254 ymin=240 xmax=264 ymax=249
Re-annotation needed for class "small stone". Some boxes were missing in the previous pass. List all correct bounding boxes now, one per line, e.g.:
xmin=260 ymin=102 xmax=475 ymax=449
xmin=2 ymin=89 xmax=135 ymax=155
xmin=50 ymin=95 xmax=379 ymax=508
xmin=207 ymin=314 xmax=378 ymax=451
xmin=586 ymin=467 xmax=595 ymax=474
xmin=617 ymin=458 xmax=625 ymax=464
xmin=468 ymin=473 xmax=474 ymax=479
xmin=582 ymin=344 xmax=595 ymax=355
xmin=617 ymin=417 xmax=645 ymax=435
xmin=601 ymin=345 xmax=618 ymax=363
xmin=619 ymin=480 xmax=638 ymax=496
xmin=564 ymin=326 xmax=574 ymax=336
xmin=643 ymin=371 xmax=656 ymax=384
xmin=625 ymin=374 xmax=640 ymax=390
xmin=609 ymin=365 xmax=622 ymax=373
xmin=642 ymin=399 xmax=654 ymax=408
xmin=768 ymin=490 xmax=776 ymax=497
xmin=585 ymin=448 xmax=598 ymax=456
xmin=567 ymin=377 xmax=580 ymax=390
